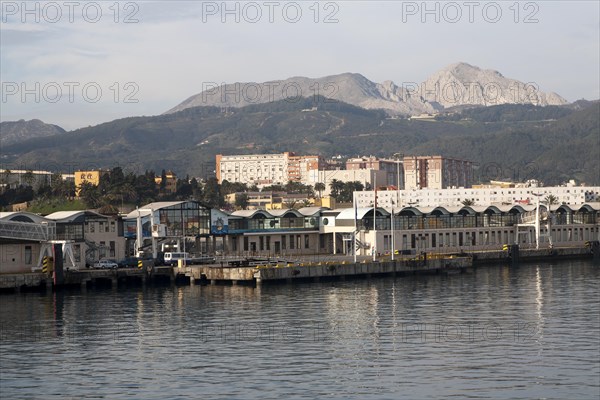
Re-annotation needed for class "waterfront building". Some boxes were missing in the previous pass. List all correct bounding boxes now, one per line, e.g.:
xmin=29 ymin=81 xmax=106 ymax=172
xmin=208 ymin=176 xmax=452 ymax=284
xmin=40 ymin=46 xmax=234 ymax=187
xmin=321 ymin=203 xmax=599 ymax=257
xmin=123 ymin=200 xmax=211 ymax=257
xmin=0 ymin=210 xmax=125 ymax=273
xmin=2 ymin=201 xmax=598 ymax=271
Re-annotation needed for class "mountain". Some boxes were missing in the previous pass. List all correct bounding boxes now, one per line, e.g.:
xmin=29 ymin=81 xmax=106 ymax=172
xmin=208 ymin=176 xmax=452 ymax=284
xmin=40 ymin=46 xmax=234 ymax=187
xmin=421 ymin=62 xmax=567 ymax=108
xmin=2 ymin=98 xmax=598 ymax=185
xmin=0 ymin=119 xmax=66 ymax=147
xmin=165 ymin=63 xmax=567 ymax=116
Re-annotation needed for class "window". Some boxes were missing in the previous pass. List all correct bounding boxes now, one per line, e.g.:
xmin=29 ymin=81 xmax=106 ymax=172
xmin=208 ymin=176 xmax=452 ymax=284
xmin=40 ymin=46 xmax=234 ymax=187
xmin=110 ymin=221 xmax=116 ymax=232
xmin=289 ymin=235 xmax=295 ymax=249
xmin=304 ymin=235 xmax=310 ymax=249
xmin=244 ymin=237 xmax=249 ymax=251
xmin=266 ymin=237 xmax=271 ymax=251
xmin=259 ymin=236 xmax=264 ymax=251
xmin=25 ymin=246 xmax=32 ymax=264
xmin=282 ymin=235 xmax=287 ymax=250
xmin=74 ymin=244 xmax=81 ymax=262
xmin=99 ymin=241 xmax=106 ymax=258
xmin=110 ymin=241 xmax=115 ymax=257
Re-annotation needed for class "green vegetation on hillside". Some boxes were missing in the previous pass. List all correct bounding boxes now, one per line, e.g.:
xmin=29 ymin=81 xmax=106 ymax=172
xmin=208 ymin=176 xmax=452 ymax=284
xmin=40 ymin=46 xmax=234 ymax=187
xmin=2 ymin=98 xmax=598 ymax=185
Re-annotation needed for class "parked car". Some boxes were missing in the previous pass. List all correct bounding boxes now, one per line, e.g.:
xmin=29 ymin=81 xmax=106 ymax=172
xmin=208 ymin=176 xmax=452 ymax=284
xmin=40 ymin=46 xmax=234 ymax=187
xmin=94 ymin=259 xmax=118 ymax=269
xmin=117 ymin=257 xmax=139 ymax=268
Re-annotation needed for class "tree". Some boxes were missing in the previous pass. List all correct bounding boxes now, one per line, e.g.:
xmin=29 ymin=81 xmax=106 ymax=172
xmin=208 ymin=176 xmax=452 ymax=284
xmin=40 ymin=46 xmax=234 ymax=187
xmin=336 ymin=181 xmax=364 ymax=203
xmin=159 ymin=169 xmax=167 ymax=191
xmin=21 ymin=170 xmax=35 ymax=187
xmin=1 ymin=169 xmax=11 ymax=187
xmin=314 ymin=182 xmax=326 ymax=198
xmin=176 ymin=178 xmax=194 ymax=199
xmin=329 ymin=179 xmax=344 ymax=200
xmin=461 ymin=199 xmax=475 ymax=206
xmin=283 ymin=200 xmax=298 ymax=209
xmin=202 ymin=177 xmax=223 ymax=208
xmin=79 ymin=182 xmax=101 ymax=208
xmin=301 ymin=199 xmax=313 ymax=208
xmin=235 ymin=193 xmax=249 ymax=210
xmin=544 ymin=194 xmax=558 ymax=209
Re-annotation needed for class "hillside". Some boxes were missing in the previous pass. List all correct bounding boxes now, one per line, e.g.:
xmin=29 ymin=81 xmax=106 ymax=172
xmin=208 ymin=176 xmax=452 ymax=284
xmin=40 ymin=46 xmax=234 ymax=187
xmin=0 ymin=119 xmax=66 ymax=147
xmin=1 ymin=98 xmax=598 ymax=185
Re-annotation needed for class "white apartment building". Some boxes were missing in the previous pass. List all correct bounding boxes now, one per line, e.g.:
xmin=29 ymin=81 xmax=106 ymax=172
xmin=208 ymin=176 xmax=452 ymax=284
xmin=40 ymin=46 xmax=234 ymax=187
xmin=308 ymin=169 xmax=389 ymax=196
xmin=0 ymin=169 xmax=74 ymax=190
xmin=354 ymin=186 xmax=600 ymax=209
xmin=216 ymin=153 xmax=290 ymax=186
xmin=403 ymin=155 xmax=474 ymax=190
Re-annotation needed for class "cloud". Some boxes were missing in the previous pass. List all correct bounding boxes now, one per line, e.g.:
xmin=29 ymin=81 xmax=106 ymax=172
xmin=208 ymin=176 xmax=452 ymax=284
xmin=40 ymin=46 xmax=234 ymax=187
xmin=1 ymin=1 xmax=598 ymax=129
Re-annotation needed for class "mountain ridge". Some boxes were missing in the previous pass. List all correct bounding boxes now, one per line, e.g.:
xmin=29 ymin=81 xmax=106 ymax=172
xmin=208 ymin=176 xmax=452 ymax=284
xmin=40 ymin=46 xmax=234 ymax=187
xmin=165 ymin=62 xmax=568 ymax=116
xmin=0 ymin=119 xmax=67 ymax=147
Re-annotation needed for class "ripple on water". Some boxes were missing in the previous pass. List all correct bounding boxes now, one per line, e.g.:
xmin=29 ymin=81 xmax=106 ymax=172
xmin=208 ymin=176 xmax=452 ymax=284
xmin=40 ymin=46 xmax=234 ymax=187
xmin=1 ymin=260 xmax=599 ymax=399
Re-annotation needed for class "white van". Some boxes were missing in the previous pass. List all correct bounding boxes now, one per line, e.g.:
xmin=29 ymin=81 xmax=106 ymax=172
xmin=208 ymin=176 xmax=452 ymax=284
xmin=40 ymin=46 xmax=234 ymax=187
xmin=164 ymin=252 xmax=191 ymax=266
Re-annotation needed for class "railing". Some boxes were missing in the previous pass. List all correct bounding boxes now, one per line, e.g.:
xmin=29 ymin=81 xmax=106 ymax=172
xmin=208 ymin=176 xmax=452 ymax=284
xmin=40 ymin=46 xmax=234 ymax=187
xmin=0 ymin=221 xmax=55 ymax=241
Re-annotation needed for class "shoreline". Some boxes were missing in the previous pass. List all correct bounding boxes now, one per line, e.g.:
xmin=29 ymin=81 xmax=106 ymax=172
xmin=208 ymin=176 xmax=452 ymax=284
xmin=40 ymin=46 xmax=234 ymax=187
xmin=1 ymin=244 xmax=597 ymax=294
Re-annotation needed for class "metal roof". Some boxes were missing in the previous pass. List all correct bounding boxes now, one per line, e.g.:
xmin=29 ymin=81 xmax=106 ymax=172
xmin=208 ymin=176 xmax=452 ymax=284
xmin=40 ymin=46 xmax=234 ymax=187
xmin=45 ymin=210 xmax=108 ymax=222
xmin=336 ymin=207 xmax=390 ymax=221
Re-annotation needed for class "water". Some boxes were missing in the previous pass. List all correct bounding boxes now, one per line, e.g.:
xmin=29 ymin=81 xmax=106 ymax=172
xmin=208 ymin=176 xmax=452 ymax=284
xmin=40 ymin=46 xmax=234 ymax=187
xmin=1 ymin=260 xmax=599 ymax=399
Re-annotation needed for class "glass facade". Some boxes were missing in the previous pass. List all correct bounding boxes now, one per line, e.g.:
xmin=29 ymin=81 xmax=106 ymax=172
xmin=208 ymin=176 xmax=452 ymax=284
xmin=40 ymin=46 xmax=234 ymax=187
xmin=124 ymin=201 xmax=210 ymax=239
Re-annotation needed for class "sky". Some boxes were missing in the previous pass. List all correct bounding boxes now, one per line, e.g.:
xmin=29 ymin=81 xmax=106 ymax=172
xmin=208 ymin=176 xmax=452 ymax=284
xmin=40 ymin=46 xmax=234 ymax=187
xmin=1 ymin=0 xmax=599 ymax=130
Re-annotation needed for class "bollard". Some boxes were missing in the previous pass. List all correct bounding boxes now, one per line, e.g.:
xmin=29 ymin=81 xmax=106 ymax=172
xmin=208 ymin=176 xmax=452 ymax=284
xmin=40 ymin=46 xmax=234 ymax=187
xmin=510 ymin=244 xmax=520 ymax=266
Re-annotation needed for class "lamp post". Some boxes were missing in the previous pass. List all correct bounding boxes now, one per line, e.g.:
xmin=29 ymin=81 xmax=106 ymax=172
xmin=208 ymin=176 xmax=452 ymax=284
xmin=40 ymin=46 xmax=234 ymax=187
xmin=391 ymin=201 xmax=395 ymax=261
xmin=372 ymin=175 xmax=377 ymax=262
xmin=532 ymin=192 xmax=543 ymax=249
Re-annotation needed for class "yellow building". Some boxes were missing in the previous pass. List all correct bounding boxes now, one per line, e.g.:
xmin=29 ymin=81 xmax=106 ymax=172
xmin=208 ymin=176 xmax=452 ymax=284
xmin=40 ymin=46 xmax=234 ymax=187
xmin=75 ymin=170 xmax=109 ymax=196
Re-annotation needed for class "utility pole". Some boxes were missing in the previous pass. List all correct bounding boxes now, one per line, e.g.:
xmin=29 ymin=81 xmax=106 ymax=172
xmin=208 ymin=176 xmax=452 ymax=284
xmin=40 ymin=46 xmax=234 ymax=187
xmin=372 ymin=175 xmax=377 ymax=262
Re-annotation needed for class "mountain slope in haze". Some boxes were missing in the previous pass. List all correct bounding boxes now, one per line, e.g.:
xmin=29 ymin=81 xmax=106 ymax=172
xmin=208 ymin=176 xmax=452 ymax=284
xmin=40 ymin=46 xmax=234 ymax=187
xmin=422 ymin=62 xmax=567 ymax=108
xmin=165 ymin=62 xmax=567 ymax=116
xmin=0 ymin=119 xmax=66 ymax=147
xmin=166 ymin=73 xmax=439 ymax=116
xmin=2 ymin=98 xmax=597 ymax=185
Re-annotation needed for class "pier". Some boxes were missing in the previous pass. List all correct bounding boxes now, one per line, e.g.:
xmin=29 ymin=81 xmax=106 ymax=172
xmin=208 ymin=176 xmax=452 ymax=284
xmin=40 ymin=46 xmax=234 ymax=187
xmin=0 ymin=266 xmax=174 ymax=293
xmin=1 ymin=243 xmax=597 ymax=292
xmin=182 ymin=255 xmax=472 ymax=285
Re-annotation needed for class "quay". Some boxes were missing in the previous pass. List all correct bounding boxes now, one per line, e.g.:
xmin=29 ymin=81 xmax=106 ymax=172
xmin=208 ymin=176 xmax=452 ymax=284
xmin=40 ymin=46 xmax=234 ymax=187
xmin=180 ymin=243 xmax=598 ymax=285
xmin=182 ymin=255 xmax=472 ymax=285
xmin=0 ymin=266 xmax=174 ymax=293
xmin=1 ymin=244 xmax=597 ymax=292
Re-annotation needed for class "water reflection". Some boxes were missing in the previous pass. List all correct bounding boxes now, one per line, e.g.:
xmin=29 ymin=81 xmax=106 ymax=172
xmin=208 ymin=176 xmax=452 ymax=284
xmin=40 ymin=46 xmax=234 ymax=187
xmin=0 ymin=260 xmax=598 ymax=400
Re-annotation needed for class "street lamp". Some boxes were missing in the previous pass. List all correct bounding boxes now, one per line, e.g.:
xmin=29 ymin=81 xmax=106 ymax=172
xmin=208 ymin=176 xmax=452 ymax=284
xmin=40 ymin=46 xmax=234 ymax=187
xmin=532 ymin=192 xmax=543 ymax=249
xmin=391 ymin=200 xmax=395 ymax=261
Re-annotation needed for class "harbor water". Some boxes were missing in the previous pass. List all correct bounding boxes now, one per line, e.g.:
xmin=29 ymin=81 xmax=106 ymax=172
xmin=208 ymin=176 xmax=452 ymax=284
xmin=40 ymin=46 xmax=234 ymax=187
xmin=1 ymin=260 xmax=599 ymax=399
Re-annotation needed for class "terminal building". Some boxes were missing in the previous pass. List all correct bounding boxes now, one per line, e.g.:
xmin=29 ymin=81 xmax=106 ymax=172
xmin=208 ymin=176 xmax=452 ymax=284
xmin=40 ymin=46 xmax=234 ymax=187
xmin=2 ymin=201 xmax=598 ymax=273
